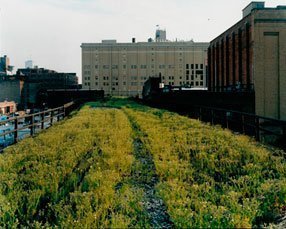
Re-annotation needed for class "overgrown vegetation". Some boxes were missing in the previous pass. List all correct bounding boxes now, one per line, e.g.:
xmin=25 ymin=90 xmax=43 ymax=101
xmin=0 ymin=98 xmax=285 ymax=228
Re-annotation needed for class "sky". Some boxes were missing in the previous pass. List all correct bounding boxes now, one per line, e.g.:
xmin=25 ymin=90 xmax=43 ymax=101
xmin=0 ymin=0 xmax=285 ymax=83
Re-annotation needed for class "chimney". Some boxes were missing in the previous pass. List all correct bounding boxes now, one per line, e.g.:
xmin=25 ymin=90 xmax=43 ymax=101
xmin=132 ymin=38 xmax=136 ymax=43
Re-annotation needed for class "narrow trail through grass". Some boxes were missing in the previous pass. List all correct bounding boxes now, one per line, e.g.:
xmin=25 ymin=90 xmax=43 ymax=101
xmin=126 ymin=112 xmax=173 ymax=228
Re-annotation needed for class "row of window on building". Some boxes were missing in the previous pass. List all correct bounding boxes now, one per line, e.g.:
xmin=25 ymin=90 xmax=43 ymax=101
xmin=84 ymin=80 xmax=204 ymax=87
xmin=83 ymin=63 xmax=204 ymax=72
xmin=84 ymin=75 xmax=204 ymax=81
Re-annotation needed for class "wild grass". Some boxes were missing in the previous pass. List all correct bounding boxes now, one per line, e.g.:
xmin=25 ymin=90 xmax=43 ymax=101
xmin=0 ymin=98 xmax=285 ymax=228
xmin=124 ymin=105 xmax=286 ymax=228
xmin=0 ymin=105 xmax=147 ymax=227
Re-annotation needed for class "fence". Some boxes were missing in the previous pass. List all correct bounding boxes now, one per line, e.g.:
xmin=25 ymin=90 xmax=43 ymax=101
xmin=0 ymin=101 xmax=77 ymax=152
xmin=188 ymin=106 xmax=286 ymax=149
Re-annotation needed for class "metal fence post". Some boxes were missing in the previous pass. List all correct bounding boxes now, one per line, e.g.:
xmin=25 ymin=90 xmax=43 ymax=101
xmin=57 ymin=108 xmax=61 ymax=122
xmin=226 ymin=111 xmax=229 ymax=129
xmin=255 ymin=116 xmax=260 ymax=141
xmin=14 ymin=118 xmax=18 ymax=143
xmin=30 ymin=115 xmax=34 ymax=136
xmin=41 ymin=112 xmax=45 ymax=129
xmin=211 ymin=109 xmax=214 ymax=125
xmin=51 ymin=110 xmax=54 ymax=126
xmin=242 ymin=115 xmax=245 ymax=134
xmin=283 ymin=125 xmax=286 ymax=149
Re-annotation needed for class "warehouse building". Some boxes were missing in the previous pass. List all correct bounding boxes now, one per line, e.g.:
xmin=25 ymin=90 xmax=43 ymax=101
xmin=208 ymin=2 xmax=286 ymax=120
xmin=81 ymin=30 xmax=209 ymax=97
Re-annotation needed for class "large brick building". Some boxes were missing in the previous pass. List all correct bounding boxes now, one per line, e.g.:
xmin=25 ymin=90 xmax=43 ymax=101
xmin=81 ymin=30 xmax=209 ymax=97
xmin=208 ymin=2 xmax=286 ymax=120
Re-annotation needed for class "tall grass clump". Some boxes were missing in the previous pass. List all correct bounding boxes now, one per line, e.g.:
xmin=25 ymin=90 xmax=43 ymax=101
xmin=124 ymin=105 xmax=286 ymax=228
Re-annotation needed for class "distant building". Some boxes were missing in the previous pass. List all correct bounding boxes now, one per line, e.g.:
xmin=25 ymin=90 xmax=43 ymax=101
xmin=0 ymin=75 xmax=22 ymax=104
xmin=17 ymin=67 xmax=78 ymax=108
xmin=81 ymin=29 xmax=209 ymax=96
xmin=25 ymin=60 xmax=33 ymax=69
xmin=0 ymin=101 xmax=17 ymax=115
xmin=208 ymin=2 xmax=286 ymax=120
xmin=0 ymin=55 xmax=13 ymax=76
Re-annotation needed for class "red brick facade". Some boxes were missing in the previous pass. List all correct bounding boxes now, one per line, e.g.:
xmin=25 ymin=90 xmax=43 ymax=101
xmin=208 ymin=15 xmax=253 ymax=92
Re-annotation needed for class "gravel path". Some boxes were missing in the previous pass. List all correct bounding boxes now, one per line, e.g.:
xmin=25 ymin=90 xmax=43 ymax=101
xmin=127 ymin=114 xmax=173 ymax=228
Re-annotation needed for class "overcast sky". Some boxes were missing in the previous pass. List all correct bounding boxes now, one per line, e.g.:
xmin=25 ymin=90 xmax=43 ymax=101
xmin=0 ymin=0 xmax=285 ymax=83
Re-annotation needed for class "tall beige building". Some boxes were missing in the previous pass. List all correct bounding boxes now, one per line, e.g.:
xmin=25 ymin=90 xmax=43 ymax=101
xmin=81 ymin=31 xmax=209 ymax=96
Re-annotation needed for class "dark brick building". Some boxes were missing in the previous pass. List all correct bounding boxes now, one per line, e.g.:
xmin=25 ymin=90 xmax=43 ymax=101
xmin=17 ymin=67 xmax=78 ymax=108
xmin=208 ymin=2 xmax=286 ymax=120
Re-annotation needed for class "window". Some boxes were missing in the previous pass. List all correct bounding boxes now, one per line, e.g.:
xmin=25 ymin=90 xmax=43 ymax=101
xmin=95 ymin=82 xmax=98 ymax=86
xmin=196 ymin=82 xmax=199 ymax=86
xmin=200 ymin=64 xmax=203 ymax=69
xmin=95 ymin=65 xmax=98 ymax=69
xmin=84 ymin=65 xmax=91 ymax=69
xmin=103 ymin=65 xmax=109 ymax=69
xmin=131 ymin=82 xmax=137 ymax=86
xmin=131 ymin=65 xmax=137 ymax=69
xmin=195 ymin=64 xmax=198 ymax=69
xmin=131 ymin=76 xmax=137 ymax=80
xmin=123 ymin=82 xmax=126 ymax=85
xmin=201 ymin=75 xmax=203 ymax=80
xmin=141 ymin=65 xmax=147 ymax=69
xmin=123 ymin=65 xmax=126 ymax=69
xmin=200 ymin=81 xmax=203 ymax=86
xmin=186 ymin=70 xmax=190 ymax=74
xmin=186 ymin=75 xmax=189 ymax=80
xmin=112 ymin=65 xmax=118 ymax=69
xmin=186 ymin=64 xmax=189 ymax=69
xmin=191 ymin=64 xmax=194 ymax=69
xmin=159 ymin=65 xmax=165 ymax=69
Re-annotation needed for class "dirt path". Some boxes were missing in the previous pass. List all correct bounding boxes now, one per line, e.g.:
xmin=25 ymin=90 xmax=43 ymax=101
xmin=126 ymin=112 xmax=173 ymax=228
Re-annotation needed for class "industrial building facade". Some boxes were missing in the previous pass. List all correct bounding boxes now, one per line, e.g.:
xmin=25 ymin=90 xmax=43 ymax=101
xmin=17 ymin=67 xmax=78 ymax=108
xmin=208 ymin=2 xmax=286 ymax=120
xmin=81 ymin=33 xmax=209 ymax=96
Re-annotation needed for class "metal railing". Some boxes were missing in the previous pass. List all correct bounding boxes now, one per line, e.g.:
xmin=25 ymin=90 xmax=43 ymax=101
xmin=0 ymin=101 xmax=77 ymax=152
xmin=188 ymin=105 xmax=286 ymax=149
